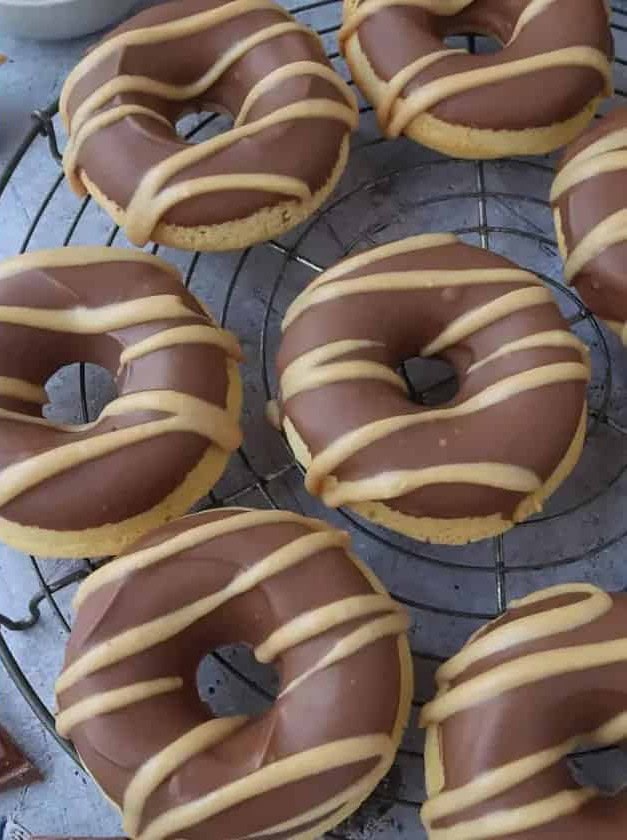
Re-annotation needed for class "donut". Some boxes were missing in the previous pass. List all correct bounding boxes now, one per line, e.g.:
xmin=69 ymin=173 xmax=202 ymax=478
xmin=60 ymin=0 xmax=358 ymax=252
xmin=276 ymin=234 xmax=590 ymax=545
xmin=0 ymin=247 xmax=242 ymax=558
xmin=55 ymin=507 xmax=414 ymax=840
xmin=420 ymin=583 xmax=627 ymax=838
xmin=339 ymin=0 xmax=613 ymax=159
xmin=552 ymin=107 xmax=627 ymax=346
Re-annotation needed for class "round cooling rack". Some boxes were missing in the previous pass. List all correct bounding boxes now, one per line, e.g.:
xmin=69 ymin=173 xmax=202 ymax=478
xmin=2 ymin=2 xmax=627 ymax=836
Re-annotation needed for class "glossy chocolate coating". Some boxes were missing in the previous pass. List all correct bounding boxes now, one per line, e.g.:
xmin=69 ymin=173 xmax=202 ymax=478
xmin=277 ymin=238 xmax=587 ymax=520
xmin=554 ymin=107 xmax=627 ymax=323
xmin=57 ymin=509 xmax=410 ymax=840
xmin=64 ymin=0 xmax=349 ymax=228
xmin=354 ymin=0 xmax=612 ymax=130
xmin=427 ymin=588 xmax=627 ymax=837
xmin=0 ymin=254 xmax=231 ymax=531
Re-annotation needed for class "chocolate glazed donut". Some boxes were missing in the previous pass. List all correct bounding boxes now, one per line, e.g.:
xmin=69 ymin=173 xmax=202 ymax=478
xmin=60 ymin=0 xmax=358 ymax=252
xmin=420 ymin=584 xmax=627 ymax=838
xmin=276 ymin=234 xmax=590 ymax=544
xmin=55 ymin=508 xmax=414 ymax=840
xmin=0 ymin=248 xmax=242 ymax=558
xmin=552 ymin=107 xmax=627 ymax=346
xmin=339 ymin=0 xmax=613 ymax=159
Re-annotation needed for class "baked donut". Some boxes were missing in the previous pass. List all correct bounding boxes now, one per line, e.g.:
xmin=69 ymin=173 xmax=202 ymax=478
xmin=339 ymin=0 xmax=613 ymax=159
xmin=60 ymin=0 xmax=358 ymax=252
xmin=0 ymin=247 xmax=242 ymax=558
xmin=420 ymin=583 xmax=627 ymax=838
xmin=552 ymin=107 xmax=627 ymax=345
xmin=276 ymin=234 xmax=590 ymax=544
xmin=55 ymin=507 xmax=413 ymax=840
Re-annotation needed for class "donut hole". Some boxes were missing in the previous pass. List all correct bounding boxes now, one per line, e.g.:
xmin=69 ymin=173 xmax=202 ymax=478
xmin=43 ymin=363 xmax=116 ymax=425
xmin=196 ymin=644 xmax=279 ymax=719
xmin=443 ymin=33 xmax=502 ymax=55
xmin=568 ymin=745 xmax=627 ymax=796
xmin=398 ymin=357 xmax=459 ymax=406
xmin=176 ymin=109 xmax=233 ymax=143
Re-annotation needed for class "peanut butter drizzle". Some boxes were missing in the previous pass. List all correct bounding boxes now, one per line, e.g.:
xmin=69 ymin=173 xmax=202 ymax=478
xmin=283 ymin=268 xmax=541 ymax=329
xmin=339 ymin=0 xmax=612 ymax=139
xmin=140 ymin=735 xmax=395 ymax=840
xmin=386 ymin=48 xmax=612 ymax=139
xmin=554 ymin=123 xmax=627 ymax=274
xmin=0 ymin=376 xmax=47 ymax=405
xmin=564 ymin=208 xmax=627 ymax=283
xmin=57 ymin=678 xmax=184 ymax=738
xmin=0 ymin=248 xmax=243 ymax=539
xmin=279 ymin=234 xmax=589 ymax=520
xmin=420 ymin=585 xmax=627 ymax=838
xmin=61 ymin=0 xmax=358 ymax=245
xmin=56 ymin=510 xmax=413 ymax=840
xmin=302 ymin=363 xmax=588 ymax=505
xmin=56 ymin=529 xmax=352 ymax=693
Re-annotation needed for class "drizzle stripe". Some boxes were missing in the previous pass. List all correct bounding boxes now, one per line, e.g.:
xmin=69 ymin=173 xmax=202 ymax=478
xmin=550 ymin=150 xmax=627 ymax=202
xmin=120 ymin=325 xmax=243 ymax=366
xmin=56 ymin=530 xmax=351 ymax=694
xmin=124 ymin=99 xmax=357 ymax=246
xmin=551 ymin=127 xmax=627 ymax=200
xmin=280 ymin=339 xmax=385 ymax=401
xmin=467 ymin=330 xmax=588 ymax=374
xmin=0 ymin=246 xmax=180 ymax=282
xmin=69 ymin=22 xmax=319 ymax=136
xmin=339 ymin=0 xmax=474 ymax=43
xmin=60 ymin=0 xmax=285 ymax=124
xmin=421 ymin=287 xmax=554 ymax=357
xmin=427 ymin=789 xmax=595 ymax=840
xmin=437 ymin=584 xmax=611 ymax=683
xmin=97 ymin=390 xmax=242 ymax=450
xmin=0 ymin=377 xmax=47 ymax=405
xmin=255 ymin=593 xmax=400 ymax=663
xmin=0 ymin=295 xmax=198 ymax=334
xmin=138 ymin=735 xmax=393 ymax=840
xmin=564 ymin=208 xmax=627 ymax=282
xmin=300 ymin=233 xmax=457 ymax=290
xmin=422 ymin=709 xmax=627 ymax=827
xmin=283 ymin=360 xmax=407 ymax=401
xmin=64 ymin=105 xmax=172 ymax=192
xmin=280 ymin=611 xmax=410 ymax=696
xmin=377 ymin=50 xmax=464 ymax=129
xmin=235 ymin=60 xmax=358 ymax=127
xmin=123 ymin=716 xmax=250 ymax=836
xmin=0 ymin=408 xmax=236 ymax=512
xmin=422 ymin=638 xmax=627 ymax=725
xmin=56 ymin=678 xmax=183 ymax=737
xmin=74 ymin=510 xmax=331 ymax=609
xmin=387 ymin=48 xmax=612 ymax=138
xmin=508 ymin=0 xmax=560 ymax=43
xmin=283 ymin=269 xmax=541 ymax=329
xmin=303 ymin=363 xmax=590 ymax=496
xmin=320 ymin=463 xmax=542 ymax=507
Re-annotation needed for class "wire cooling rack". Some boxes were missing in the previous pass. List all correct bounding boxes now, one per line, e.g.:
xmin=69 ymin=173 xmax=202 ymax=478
xmin=2 ymin=2 xmax=627 ymax=836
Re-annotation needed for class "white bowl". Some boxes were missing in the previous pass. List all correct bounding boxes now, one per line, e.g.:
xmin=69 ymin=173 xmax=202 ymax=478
xmin=0 ymin=0 xmax=139 ymax=40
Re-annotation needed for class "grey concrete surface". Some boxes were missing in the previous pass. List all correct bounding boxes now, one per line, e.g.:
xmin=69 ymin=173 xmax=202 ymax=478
xmin=2 ymin=2 xmax=627 ymax=839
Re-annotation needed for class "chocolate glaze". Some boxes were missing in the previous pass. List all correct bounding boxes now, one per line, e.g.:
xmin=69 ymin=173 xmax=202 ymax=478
xmin=0 ymin=253 xmax=236 ymax=531
xmin=57 ymin=509 xmax=410 ymax=840
xmin=0 ymin=723 xmax=41 ymax=790
xmin=427 ymin=587 xmax=627 ymax=837
xmin=554 ymin=106 xmax=627 ymax=324
xmin=63 ymin=0 xmax=351 ymax=228
xmin=351 ymin=0 xmax=612 ymax=131
xmin=277 ymin=238 xmax=588 ymax=521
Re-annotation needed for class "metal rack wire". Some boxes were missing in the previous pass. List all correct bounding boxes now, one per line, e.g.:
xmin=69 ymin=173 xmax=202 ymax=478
xmin=2 ymin=2 xmax=627 ymax=836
